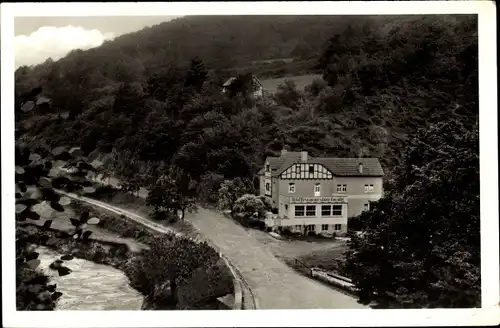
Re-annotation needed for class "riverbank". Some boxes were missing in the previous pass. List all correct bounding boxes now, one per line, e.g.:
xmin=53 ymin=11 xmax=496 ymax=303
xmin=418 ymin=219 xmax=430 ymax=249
xmin=16 ymin=222 xmax=140 ymax=310
xmin=17 ymin=181 xmax=236 ymax=310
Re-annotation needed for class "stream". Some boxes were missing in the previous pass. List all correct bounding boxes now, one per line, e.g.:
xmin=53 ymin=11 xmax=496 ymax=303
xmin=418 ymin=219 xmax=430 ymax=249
xmin=36 ymin=246 xmax=143 ymax=310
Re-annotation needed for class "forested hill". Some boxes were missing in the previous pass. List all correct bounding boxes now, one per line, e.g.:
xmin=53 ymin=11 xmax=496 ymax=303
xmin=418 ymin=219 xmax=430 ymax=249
xmin=15 ymin=15 xmax=478 ymax=192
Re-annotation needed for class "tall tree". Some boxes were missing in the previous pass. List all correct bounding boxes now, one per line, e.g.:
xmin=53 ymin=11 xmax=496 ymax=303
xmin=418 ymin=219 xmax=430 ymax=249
xmin=146 ymin=167 xmax=197 ymax=220
xmin=185 ymin=56 xmax=208 ymax=92
xmin=344 ymin=120 xmax=480 ymax=308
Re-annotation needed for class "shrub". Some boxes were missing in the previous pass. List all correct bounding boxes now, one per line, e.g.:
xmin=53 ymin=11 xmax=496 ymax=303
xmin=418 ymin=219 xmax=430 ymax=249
xmin=257 ymin=195 xmax=272 ymax=211
xmin=271 ymin=208 xmax=279 ymax=214
xmin=281 ymin=227 xmax=293 ymax=236
xmin=232 ymin=194 xmax=266 ymax=218
xmin=92 ymin=185 xmax=120 ymax=200
xmin=347 ymin=215 xmax=365 ymax=231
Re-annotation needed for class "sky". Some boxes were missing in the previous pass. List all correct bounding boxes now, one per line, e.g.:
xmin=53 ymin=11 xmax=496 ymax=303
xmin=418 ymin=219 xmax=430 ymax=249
xmin=14 ymin=16 xmax=180 ymax=67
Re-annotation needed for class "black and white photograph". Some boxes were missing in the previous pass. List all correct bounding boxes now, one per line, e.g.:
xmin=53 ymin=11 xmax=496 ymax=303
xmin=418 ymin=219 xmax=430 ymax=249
xmin=1 ymin=1 xmax=498 ymax=327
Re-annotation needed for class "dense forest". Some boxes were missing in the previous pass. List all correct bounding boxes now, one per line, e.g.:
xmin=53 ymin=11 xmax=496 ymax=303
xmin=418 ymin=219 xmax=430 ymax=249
xmin=15 ymin=14 xmax=477 ymax=184
xmin=14 ymin=14 xmax=479 ymax=308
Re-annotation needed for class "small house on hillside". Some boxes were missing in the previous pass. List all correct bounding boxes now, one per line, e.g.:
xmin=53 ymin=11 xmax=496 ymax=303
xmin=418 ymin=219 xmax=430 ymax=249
xmin=222 ymin=74 xmax=264 ymax=98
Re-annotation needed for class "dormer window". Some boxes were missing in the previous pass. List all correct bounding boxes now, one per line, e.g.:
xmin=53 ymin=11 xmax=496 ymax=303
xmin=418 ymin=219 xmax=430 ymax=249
xmin=266 ymin=164 xmax=270 ymax=172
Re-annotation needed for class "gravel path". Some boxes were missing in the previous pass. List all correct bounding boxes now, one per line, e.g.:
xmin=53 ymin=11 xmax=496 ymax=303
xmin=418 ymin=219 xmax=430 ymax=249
xmin=187 ymin=207 xmax=367 ymax=309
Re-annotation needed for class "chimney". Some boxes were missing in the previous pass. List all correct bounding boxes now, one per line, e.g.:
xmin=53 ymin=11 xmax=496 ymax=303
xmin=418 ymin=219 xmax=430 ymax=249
xmin=358 ymin=163 xmax=364 ymax=174
xmin=301 ymin=151 xmax=308 ymax=162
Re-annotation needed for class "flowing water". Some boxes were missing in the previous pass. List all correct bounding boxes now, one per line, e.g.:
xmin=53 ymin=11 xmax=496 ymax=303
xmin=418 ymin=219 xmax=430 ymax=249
xmin=36 ymin=247 xmax=143 ymax=310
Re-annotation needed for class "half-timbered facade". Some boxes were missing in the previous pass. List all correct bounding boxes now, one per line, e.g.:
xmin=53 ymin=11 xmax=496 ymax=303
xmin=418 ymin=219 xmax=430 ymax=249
xmin=258 ymin=149 xmax=384 ymax=235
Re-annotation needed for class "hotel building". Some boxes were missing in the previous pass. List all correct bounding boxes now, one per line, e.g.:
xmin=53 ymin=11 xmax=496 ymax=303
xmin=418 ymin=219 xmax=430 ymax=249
xmin=258 ymin=149 xmax=384 ymax=235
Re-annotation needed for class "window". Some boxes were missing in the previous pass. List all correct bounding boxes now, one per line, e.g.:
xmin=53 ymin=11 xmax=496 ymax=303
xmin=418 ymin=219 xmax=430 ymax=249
xmin=289 ymin=183 xmax=295 ymax=193
xmin=265 ymin=183 xmax=270 ymax=191
xmin=321 ymin=205 xmax=331 ymax=216
xmin=334 ymin=224 xmax=342 ymax=231
xmin=342 ymin=184 xmax=347 ymax=192
xmin=369 ymin=184 xmax=374 ymax=192
xmin=305 ymin=205 xmax=316 ymax=217
xmin=309 ymin=165 xmax=314 ymax=175
xmin=336 ymin=184 xmax=342 ymax=192
xmin=295 ymin=164 xmax=301 ymax=173
xmin=364 ymin=184 xmax=369 ymax=193
xmin=314 ymin=183 xmax=321 ymax=196
xmin=321 ymin=224 xmax=329 ymax=231
xmin=294 ymin=205 xmax=305 ymax=217
xmin=332 ymin=205 xmax=342 ymax=216
xmin=364 ymin=203 xmax=369 ymax=211
xmin=266 ymin=164 xmax=270 ymax=172
xmin=305 ymin=225 xmax=315 ymax=232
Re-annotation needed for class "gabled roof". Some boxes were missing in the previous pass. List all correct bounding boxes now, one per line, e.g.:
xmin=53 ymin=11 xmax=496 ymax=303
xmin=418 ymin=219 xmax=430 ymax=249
xmin=223 ymin=75 xmax=263 ymax=88
xmin=272 ymin=155 xmax=384 ymax=177
xmin=315 ymin=158 xmax=384 ymax=177
xmin=266 ymin=151 xmax=302 ymax=171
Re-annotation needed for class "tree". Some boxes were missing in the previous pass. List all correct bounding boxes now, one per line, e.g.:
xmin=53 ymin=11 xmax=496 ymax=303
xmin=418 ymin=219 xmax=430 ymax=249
xmin=196 ymin=172 xmax=225 ymax=204
xmin=146 ymin=167 xmax=197 ymax=220
xmin=273 ymin=80 xmax=303 ymax=110
xmin=343 ymin=120 xmax=479 ymax=308
xmin=127 ymin=234 xmax=221 ymax=308
xmin=216 ymin=178 xmax=254 ymax=212
xmin=185 ymin=56 xmax=208 ymax=92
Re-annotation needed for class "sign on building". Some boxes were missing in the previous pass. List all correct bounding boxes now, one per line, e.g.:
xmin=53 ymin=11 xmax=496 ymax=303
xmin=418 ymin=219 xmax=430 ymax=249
xmin=290 ymin=196 xmax=346 ymax=204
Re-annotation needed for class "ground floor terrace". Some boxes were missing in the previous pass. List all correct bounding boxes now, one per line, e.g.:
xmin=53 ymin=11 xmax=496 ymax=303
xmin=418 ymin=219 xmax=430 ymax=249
xmin=268 ymin=195 xmax=350 ymax=235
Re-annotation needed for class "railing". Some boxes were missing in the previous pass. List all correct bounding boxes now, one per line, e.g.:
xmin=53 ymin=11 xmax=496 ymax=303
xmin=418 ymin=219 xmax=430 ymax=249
xmin=293 ymin=258 xmax=357 ymax=296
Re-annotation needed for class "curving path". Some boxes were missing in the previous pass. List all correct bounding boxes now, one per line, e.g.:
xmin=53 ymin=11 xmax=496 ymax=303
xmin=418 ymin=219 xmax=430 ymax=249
xmin=187 ymin=207 xmax=368 ymax=309
xmin=61 ymin=173 xmax=367 ymax=309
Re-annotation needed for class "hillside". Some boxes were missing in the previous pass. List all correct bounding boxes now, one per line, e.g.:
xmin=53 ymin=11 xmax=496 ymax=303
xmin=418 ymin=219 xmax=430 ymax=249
xmin=17 ymin=16 xmax=375 ymax=85
xmin=13 ymin=14 xmax=481 ymax=310
xmin=15 ymin=14 xmax=478 ymax=187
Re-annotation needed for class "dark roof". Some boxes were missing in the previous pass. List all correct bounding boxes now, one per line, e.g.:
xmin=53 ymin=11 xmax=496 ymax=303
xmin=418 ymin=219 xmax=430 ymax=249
xmin=266 ymin=152 xmax=302 ymax=171
xmin=223 ymin=75 xmax=263 ymax=88
xmin=271 ymin=155 xmax=384 ymax=177
xmin=315 ymin=158 xmax=384 ymax=177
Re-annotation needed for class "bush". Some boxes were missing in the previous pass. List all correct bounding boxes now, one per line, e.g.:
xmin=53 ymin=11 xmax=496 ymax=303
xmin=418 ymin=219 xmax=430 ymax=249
xmin=232 ymin=194 xmax=266 ymax=218
xmin=271 ymin=208 xmax=279 ymax=214
xmin=347 ymin=215 xmax=365 ymax=231
xmin=92 ymin=185 xmax=120 ymax=200
xmin=257 ymin=195 xmax=273 ymax=211
xmin=281 ymin=227 xmax=292 ymax=236
xmin=247 ymin=219 xmax=266 ymax=230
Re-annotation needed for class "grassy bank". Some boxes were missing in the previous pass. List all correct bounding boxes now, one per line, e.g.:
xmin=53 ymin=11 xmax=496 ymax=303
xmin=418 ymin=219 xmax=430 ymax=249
xmin=284 ymin=245 xmax=348 ymax=278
